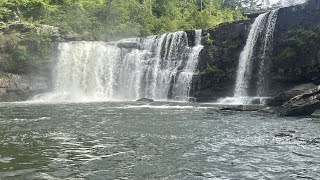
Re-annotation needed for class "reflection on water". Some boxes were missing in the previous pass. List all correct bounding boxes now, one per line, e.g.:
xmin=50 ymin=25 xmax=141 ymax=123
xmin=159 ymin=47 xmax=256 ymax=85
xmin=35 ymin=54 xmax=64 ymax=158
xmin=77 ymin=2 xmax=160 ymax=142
xmin=0 ymin=102 xmax=320 ymax=179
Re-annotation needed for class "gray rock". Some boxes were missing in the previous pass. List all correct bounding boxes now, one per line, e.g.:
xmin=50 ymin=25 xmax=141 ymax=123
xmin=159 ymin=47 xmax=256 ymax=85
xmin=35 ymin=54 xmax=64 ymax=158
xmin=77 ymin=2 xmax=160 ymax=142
xmin=136 ymin=98 xmax=154 ymax=102
xmin=0 ymin=73 xmax=50 ymax=102
xmin=308 ymin=0 xmax=320 ymax=10
xmin=50 ymin=32 xmax=61 ymax=41
xmin=117 ymin=40 xmax=140 ymax=49
xmin=266 ymin=83 xmax=317 ymax=106
xmin=258 ymin=107 xmax=276 ymax=114
xmin=8 ymin=22 xmax=33 ymax=33
xmin=277 ymin=85 xmax=320 ymax=117
xmin=274 ymin=132 xmax=293 ymax=137
xmin=220 ymin=105 xmax=264 ymax=112
xmin=64 ymin=32 xmax=82 ymax=41
xmin=188 ymin=97 xmax=197 ymax=102
xmin=311 ymin=110 xmax=320 ymax=118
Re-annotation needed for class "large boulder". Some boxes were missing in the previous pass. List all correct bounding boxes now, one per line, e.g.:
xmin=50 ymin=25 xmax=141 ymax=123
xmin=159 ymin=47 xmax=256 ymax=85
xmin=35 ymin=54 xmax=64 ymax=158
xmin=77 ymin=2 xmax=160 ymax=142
xmin=277 ymin=86 xmax=320 ymax=117
xmin=266 ymin=83 xmax=317 ymax=106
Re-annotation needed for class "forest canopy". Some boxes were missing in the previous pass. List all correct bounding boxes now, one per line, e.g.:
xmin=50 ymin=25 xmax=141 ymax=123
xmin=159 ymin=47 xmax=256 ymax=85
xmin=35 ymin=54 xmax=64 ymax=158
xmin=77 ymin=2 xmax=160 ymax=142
xmin=0 ymin=0 xmax=289 ymax=40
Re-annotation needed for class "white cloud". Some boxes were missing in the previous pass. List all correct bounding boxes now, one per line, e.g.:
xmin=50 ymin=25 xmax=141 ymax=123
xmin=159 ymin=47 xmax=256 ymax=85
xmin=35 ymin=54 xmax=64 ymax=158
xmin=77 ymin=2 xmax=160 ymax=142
xmin=269 ymin=0 xmax=306 ymax=6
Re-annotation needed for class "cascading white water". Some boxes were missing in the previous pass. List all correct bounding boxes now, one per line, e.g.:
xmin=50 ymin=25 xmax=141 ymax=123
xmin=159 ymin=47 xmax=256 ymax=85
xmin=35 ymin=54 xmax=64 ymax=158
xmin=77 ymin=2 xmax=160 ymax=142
xmin=218 ymin=10 xmax=279 ymax=105
xmin=234 ymin=13 xmax=268 ymax=98
xmin=256 ymin=9 xmax=279 ymax=96
xmin=33 ymin=30 xmax=203 ymax=102
xmin=172 ymin=30 xmax=203 ymax=101
xmin=48 ymin=42 xmax=121 ymax=102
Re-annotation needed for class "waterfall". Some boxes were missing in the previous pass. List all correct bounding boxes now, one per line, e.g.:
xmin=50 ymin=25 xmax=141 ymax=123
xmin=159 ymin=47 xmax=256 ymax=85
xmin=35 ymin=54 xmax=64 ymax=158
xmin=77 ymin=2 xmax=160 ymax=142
xmin=256 ymin=9 xmax=279 ymax=96
xmin=234 ymin=13 xmax=269 ymax=98
xmin=219 ymin=10 xmax=279 ymax=105
xmin=34 ymin=30 xmax=203 ymax=102
xmin=172 ymin=30 xmax=203 ymax=101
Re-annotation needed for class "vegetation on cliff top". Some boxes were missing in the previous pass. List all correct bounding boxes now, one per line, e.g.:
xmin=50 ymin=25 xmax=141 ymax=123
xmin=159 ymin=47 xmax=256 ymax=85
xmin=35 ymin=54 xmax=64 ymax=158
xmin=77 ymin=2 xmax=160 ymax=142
xmin=0 ymin=0 xmax=310 ymax=75
xmin=0 ymin=0 xmax=246 ymax=41
xmin=0 ymin=0 xmax=247 ymax=73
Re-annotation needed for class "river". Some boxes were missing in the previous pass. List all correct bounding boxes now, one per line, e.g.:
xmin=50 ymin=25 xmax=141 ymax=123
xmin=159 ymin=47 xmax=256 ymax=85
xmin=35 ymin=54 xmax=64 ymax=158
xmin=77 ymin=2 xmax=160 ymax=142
xmin=0 ymin=102 xmax=319 ymax=179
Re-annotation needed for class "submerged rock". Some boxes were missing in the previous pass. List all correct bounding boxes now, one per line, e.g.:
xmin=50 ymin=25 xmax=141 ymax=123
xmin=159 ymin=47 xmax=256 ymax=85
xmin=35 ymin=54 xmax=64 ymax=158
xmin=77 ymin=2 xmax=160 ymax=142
xmin=266 ymin=83 xmax=317 ymax=106
xmin=274 ymin=132 xmax=293 ymax=137
xmin=136 ymin=98 xmax=154 ymax=102
xmin=258 ymin=107 xmax=276 ymax=114
xmin=277 ymin=86 xmax=320 ymax=117
xmin=220 ymin=105 xmax=264 ymax=112
xmin=188 ymin=97 xmax=197 ymax=103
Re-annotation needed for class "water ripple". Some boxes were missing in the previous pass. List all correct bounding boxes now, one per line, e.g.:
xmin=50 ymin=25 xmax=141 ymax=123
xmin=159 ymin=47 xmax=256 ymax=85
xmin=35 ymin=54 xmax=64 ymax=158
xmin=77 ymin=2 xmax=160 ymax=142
xmin=0 ymin=102 xmax=319 ymax=179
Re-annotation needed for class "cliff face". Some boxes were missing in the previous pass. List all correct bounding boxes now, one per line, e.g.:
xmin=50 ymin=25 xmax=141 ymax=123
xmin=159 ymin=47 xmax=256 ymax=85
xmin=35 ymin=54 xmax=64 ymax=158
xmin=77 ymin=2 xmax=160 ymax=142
xmin=0 ymin=1 xmax=319 ymax=102
xmin=193 ymin=1 xmax=320 ymax=102
xmin=0 ymin=23 xmax=59 ymax=101
xmin=0 ymin=73 xmax=49 ymax=101
xmin=191 ymin=19 xmax=253 ymax=102
xmin=270 ymin=1 xmax=320 ymax=92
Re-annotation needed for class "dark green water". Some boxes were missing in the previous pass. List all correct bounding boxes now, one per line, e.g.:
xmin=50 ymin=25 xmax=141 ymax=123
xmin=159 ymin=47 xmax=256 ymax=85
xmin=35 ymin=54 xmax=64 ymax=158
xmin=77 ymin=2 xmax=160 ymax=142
xmin=0 ymin=102 xmax=320 ymax=179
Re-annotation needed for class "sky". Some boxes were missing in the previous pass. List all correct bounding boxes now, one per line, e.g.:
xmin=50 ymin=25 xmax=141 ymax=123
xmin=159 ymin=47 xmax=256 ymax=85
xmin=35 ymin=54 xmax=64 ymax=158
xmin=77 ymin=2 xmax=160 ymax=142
xmin=269 ymin=0 xmax=306 ymax=6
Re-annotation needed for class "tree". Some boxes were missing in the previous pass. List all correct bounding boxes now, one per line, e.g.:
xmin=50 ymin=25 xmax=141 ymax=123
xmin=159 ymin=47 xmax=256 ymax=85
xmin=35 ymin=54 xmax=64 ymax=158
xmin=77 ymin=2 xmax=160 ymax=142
xmin=0 ymin=0 xmax=245 ymax=40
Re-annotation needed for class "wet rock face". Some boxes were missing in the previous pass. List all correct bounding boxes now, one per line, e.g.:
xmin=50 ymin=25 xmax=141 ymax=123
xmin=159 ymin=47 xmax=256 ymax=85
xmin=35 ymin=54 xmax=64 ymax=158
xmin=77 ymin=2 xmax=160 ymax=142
xmin=268 ymin=2 xmax=320 ymax=91
xmin=277 ymin=86 xmax=320 ymax=117
xmin=0 ymin=22 xmax=56 ymax=102
xmin=191 ymin=1 xmax=320 ymax=102
xmin=191 ymin=19 xmax=253 ymax=102
xmin=0 ymin=74 xmax=50 ymax=102
xmin=117 ymin=41 xmax=140 ymax=49
xmin=8 ymin=22 xmax=34 ymax=33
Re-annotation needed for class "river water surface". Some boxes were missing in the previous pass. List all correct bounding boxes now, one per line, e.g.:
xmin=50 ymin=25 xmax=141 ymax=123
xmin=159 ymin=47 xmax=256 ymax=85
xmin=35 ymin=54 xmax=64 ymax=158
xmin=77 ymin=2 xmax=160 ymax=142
xmin=0 ymin=102 xmax=320 ymax=179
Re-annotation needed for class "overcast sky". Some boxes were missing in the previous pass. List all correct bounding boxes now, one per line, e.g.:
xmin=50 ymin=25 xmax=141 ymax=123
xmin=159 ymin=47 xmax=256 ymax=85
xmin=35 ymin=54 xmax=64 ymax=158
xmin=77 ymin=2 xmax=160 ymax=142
xmin=269 ymin=0 xmax=306 ymax=6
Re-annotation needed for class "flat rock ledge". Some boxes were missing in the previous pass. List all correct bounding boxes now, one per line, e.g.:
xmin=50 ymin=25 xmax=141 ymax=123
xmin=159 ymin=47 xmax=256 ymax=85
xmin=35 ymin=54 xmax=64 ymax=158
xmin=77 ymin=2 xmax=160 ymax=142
xmin=220 ymin=105 xmax=264 ymax=112
xmin=277 ymin=85 xmax=320 ymax=117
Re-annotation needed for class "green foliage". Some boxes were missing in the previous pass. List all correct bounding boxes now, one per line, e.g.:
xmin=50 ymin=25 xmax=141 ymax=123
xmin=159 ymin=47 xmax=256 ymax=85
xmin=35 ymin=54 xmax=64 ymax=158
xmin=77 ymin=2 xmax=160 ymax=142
xmin=271 ymin=25 xmax=320 ymax=79
xmin=0 ymin=71 xmax=8 ymax=78
xmin=0 ymin=27 xmax=54 ymax=73
xmin=204 ymin=33 xmax=213 ymax=45
xmin=274 ymin=47 xmax=296 ymax=67
xmin=200 ymin=65 xmax=219 ymax=75
xmin=200 ymin=65 xmax=236 ymax=83
xmin=11 ymin=44 xmax=29 ymax=61
xmin=20 ymin=30 xmax=53 ymax=64
xmin=0 ymin=0 xmax=245 ymax=41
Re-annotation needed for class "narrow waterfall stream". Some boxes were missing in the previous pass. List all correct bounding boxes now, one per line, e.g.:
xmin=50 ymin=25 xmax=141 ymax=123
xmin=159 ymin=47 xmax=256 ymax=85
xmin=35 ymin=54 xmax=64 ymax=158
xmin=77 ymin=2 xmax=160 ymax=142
xmin=256 ymin=10 xmax=279 ymax=96
xmin=34 ymin=30 xmax=203 ymax=102
xmin=219 ymin=10 xmax=279 ymax=105
xmin=234 ymin=13 xmax=269 ymax=98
